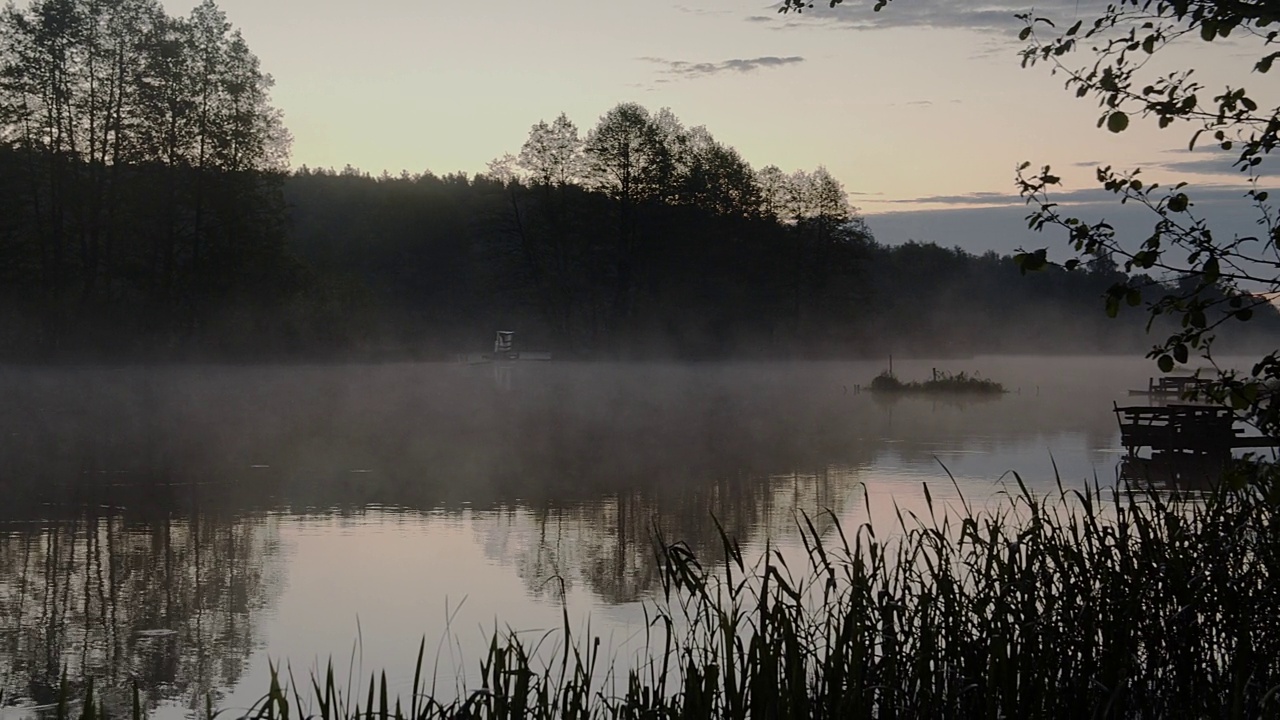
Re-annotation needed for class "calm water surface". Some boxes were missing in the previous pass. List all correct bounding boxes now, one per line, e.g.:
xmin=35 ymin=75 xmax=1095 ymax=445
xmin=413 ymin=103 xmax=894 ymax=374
xmin=0 ymin=357 xmax=1182 ymax=717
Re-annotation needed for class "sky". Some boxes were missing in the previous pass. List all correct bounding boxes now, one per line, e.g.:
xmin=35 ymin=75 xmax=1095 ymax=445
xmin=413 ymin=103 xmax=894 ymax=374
xmin=161 ymin=0 xmax=1273 ymax=255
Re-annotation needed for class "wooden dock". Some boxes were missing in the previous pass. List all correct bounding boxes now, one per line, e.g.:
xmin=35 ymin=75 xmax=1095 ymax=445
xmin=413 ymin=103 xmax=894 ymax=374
xmin=1127 ymin=376 xmax=1213 ymax=398
xmin=1114 ymin=403 xmax=1280 ymax=456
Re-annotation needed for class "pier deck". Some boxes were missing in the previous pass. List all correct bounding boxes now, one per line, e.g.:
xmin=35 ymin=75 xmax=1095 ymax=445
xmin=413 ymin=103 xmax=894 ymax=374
xmin=1114 ymin=403 xmax=1279 ymax=455
xmin=1127 ymin=376 xmax=1213 ymax=398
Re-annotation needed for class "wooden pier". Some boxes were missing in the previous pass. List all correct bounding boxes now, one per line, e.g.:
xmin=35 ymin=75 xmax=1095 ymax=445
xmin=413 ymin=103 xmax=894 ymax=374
xmin=1114 ymin=403 xmax=1280 ymax=456
xmin=1127 ymin=375 xmax=1213 ymax=399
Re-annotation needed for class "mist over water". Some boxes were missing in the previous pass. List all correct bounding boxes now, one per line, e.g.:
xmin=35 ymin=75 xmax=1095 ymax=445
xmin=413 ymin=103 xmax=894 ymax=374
xmin=0 ymin=356 xmax=1184 ymax=716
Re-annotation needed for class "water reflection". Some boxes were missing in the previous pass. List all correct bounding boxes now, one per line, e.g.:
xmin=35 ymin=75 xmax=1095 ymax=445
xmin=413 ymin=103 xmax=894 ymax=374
xmin=1118 ymin=453 xmax=1227 ymax=491
xmin=482 ymin=469 xmax=852 ymax=604
xmin=0 ymin=358 xmax=1149 ymax=714
xmin=0 ymin=490 xmax=284 ymax=715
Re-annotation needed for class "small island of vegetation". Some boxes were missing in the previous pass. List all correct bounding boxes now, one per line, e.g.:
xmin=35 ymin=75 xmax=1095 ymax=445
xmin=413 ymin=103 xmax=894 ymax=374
xmin=869 ymin=370 xmax=1007 ymax=395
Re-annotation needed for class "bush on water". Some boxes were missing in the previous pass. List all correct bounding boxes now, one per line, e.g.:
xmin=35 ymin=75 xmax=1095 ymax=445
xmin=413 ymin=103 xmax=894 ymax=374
xmin=869 ymin=370 xmax=1006 ymax=395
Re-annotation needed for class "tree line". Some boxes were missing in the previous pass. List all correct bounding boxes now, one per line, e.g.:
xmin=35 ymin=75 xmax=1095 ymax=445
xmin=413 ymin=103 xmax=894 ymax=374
xmin=0 ymin=0 xmax=292 ymax=357
xmin=2 ymin=0 xmax=1274 ymax=361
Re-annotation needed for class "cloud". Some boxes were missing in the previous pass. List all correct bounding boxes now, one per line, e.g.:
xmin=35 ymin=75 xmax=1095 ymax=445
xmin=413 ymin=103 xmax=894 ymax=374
xmin=866 ymin=182 xmax=1273 ymax=258
xmin=882 ymin=190 xmax=1020 ymax=206
xmin=1158 ymin=156 xmax=1257 ymax=176
xmin=758 ymin=0 xmax=1086 ymax=32
xmin=883 ymin=183 xmax=1271 ymax=210
xmin=1072 ymin=148 xmax=1261 ymax=178
xmin=642 ymin=55 xmax=805 ymax=78
xmin=673 ymin=5 xmax=735 ymax=16
xmin=865 ymin=190 xmax=1273 ymax=258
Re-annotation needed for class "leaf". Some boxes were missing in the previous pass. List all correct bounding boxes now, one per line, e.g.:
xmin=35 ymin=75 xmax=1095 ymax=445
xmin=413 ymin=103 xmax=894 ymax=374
xmin=1244 ymin=382 xmax=1260 ymax=404
xmin=1019 ymin=26 xmax=1032 ymax=40
xmin=1203 ymin=257 xmax=1220 ymax=283
xmin=1174 ymin=343 xmax=1188 ymax=364
xmin=1014 ymin=249 xmax=1049 ymax=275
xmin=1168 ymin=193 xmax=1189 ymax=212
xmin=1067 ymin=19 xmax=1082 ymax=36
xmin=1106 ymin=111 xmax=1129 ymax=133
xmin=1158 ymin=354 xmax=1175 ymax=373
xmin=1126 ymin=288 xmax=1142 ymax=307
xmin=1232 ymin=390 xmax=1250 ymax=411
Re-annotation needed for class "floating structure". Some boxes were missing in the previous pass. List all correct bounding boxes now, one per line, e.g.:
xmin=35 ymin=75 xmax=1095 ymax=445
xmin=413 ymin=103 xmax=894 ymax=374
xmin=1113 ymin=402 xmax=1279 ymax=457
xmin=455 ymin=331 xmax=552 ymax=364
xmin=1127 ymin=375 xmax=1213 ymax=399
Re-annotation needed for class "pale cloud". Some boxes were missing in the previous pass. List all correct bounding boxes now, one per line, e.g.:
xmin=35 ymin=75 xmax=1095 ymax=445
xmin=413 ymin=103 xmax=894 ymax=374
xmin=642 ymin=55 xmax=806 ymax=78
xmin=674 ymin=5 xmax=736 ymax=16
xmin=1072 ymin=149 xmax=1256 ymax=178
xmin=883 ymin=191 xmax=1019 ymax=206
xmin=1154 ymin=147 xmax=1258 ymax=177
xmin=759 ymin=0 xmax=1084 ymax=31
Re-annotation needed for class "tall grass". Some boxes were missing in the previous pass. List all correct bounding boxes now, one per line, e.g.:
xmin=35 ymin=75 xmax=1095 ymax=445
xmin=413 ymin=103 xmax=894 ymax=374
xmin=41 ymin=472 xmax=1280 ymax=719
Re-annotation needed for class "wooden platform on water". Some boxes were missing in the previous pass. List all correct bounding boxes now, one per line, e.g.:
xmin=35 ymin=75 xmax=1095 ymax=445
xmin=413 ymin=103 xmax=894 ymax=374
xmin=1114 ymin=402 xmax=1280 ymax=455
xmin=455 ymin=351 xmax=552 ymax=365
xmin=1127 ymin=375 xmax=1213 ymax=398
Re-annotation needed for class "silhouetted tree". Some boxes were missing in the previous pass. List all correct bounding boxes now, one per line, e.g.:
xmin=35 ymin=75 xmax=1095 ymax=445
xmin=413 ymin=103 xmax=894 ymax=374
xmin=519 ymin=113 xmax=583 ymax=190
xmin=0 ymin=0 xmax=290 ymax=358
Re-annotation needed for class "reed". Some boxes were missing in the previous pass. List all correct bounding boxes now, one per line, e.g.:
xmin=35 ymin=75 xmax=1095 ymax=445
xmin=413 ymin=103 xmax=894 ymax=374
xmin=44 ymin=470 xmax=1280 ymax=719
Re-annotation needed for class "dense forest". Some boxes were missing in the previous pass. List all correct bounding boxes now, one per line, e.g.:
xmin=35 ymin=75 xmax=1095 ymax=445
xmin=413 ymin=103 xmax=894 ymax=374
xmin=1 ymin=0 xmax=1274 ymax=362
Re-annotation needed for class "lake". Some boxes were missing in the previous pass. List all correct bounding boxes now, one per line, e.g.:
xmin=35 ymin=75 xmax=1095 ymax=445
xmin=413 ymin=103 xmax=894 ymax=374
xmin=0 ymin=356 xmax=1186 ymax=717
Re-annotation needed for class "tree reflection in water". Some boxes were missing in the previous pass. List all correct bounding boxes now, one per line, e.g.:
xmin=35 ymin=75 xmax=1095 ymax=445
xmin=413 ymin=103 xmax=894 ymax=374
xmin=479 ymin=468 xmax=855 ymax=605
xmin=0 ymin=359 xmax=1142 ymax=713
xmin=0 ymin=482 xmax=284 ymax=716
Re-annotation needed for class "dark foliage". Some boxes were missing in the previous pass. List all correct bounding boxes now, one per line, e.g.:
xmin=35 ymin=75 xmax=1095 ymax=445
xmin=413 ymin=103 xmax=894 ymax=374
xmin=2 ymin=1 xmax=1278 ymax=362
xmin=869 ymin=369 xmax=1005 ymax=394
